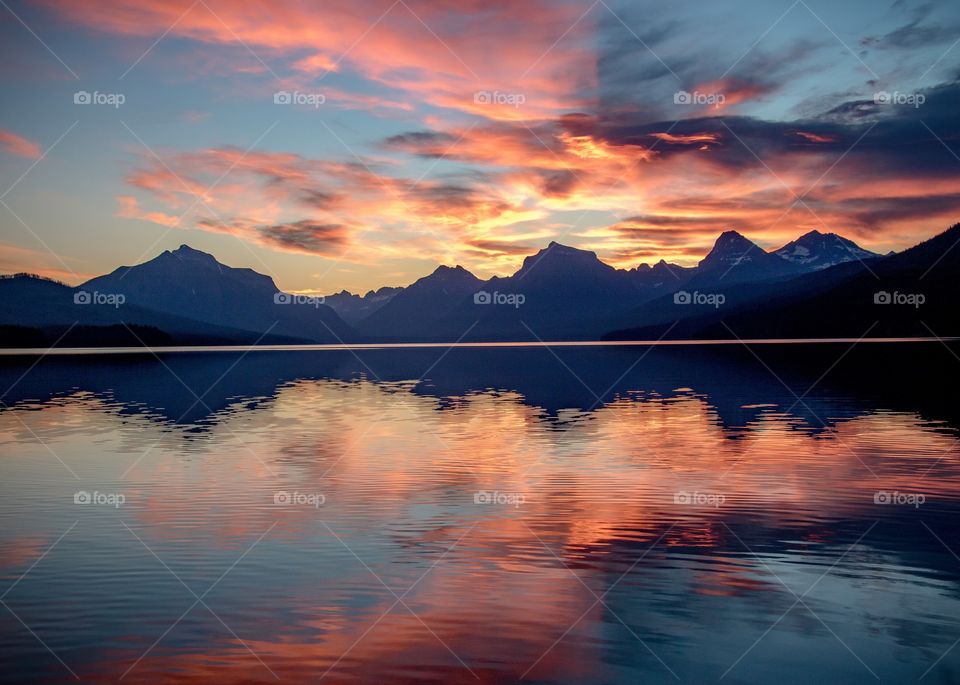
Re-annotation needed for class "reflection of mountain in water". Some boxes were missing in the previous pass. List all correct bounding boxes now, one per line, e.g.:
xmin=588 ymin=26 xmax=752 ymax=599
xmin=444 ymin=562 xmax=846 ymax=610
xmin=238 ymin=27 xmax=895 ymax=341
xmin=4 ymin=346 xmax=960 ymax=684
xmin=2 ymin=343 xmax=958 ymax=434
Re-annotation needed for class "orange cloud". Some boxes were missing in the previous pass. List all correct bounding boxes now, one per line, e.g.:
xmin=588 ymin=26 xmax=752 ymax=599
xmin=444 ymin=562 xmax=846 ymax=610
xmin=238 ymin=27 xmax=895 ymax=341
xmin=794 ymin=131 xmax=837 ymax=144
xmin=38 ymin=0 xmax=597 ymax=122
xmin=0 ymin=129 xmax=41 ymax=159
xmin=650 ymin=132 xmax=721 ymax=145
xmin=690 ymin=78 xmax=775 ymax=112
xmin=0 ymin=242 xmax=93 ymax=283
xmin=117 ymin=143 xmax=546 ymax=271
xmin=116 ymin=195 xmax=182 ymax=227
xmin=117 ymin=106 xmax=960 ymax=281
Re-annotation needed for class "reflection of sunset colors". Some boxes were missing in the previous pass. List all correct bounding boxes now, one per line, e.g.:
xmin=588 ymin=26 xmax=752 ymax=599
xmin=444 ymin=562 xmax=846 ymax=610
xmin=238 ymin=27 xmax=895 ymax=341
xmin=2 ymin=374 xmax=960 ymax=682
xmin=1 ymin=0 xmax=958 ymax=292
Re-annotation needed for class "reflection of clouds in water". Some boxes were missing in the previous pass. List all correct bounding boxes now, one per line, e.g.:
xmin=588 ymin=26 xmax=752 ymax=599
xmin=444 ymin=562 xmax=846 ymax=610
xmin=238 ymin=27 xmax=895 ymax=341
xmin=2 ymin=383 xmax=959 ymax=551
xmin=2 ymin=349 xmax=960 ymax=683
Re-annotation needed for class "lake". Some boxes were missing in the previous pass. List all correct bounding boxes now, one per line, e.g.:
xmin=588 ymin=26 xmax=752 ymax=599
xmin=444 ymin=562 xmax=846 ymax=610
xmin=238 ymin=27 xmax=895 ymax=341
xmin=1 ymin=342 xmax=959 ymax=684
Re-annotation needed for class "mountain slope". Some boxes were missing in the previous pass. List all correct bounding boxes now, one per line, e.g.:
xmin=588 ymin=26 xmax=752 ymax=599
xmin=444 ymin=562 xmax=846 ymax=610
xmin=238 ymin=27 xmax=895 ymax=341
xmin=373 ymin=243 xmax=692 ymax=341
xmin=357 ymin=264 xmax=483 ymax=339
xmin=626 ymin=259 xmax=695 ymax=289
xmin=82 ymin=245 xmax=354 ymax=342
xmin=774 ymin=230 xmax=880 ymax=270
xmin=0 ymin=274 xmax=307 ymax=345
xmin=605 ymin=223 xmax=960 ymax=340
xmin=451 ymin=242 xmax=675 ymax=339
xmin=3 ymin=228 xmax=937 ymax=345
xmin=323 ymin=286 xmax=401 ymax=325
xmin=687 ymin=230 xmax=803 ymax=288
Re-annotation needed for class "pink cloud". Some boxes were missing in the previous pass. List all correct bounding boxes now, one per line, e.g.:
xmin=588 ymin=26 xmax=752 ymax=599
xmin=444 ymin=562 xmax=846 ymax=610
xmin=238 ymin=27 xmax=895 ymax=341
xmin=38 ymin=0 xmax=597 ymax=122
xmin=0 ymin=129 xmax=42 ymax=159
xmin=794 ymin=131 xmax=836 ymax=144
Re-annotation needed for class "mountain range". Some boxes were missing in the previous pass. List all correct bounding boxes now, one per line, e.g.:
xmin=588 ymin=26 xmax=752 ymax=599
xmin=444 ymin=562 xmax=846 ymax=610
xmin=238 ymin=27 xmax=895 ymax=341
xmin=2 ymin=225 xmax=956 ymax=347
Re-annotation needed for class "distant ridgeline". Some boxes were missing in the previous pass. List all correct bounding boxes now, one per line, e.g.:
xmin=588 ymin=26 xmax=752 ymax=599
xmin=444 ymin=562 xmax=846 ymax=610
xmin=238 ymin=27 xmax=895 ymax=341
xmin=0 ymin=272 xmax=67 ymax=284
xmin=2 ymin=224 xmax=958 ymax=346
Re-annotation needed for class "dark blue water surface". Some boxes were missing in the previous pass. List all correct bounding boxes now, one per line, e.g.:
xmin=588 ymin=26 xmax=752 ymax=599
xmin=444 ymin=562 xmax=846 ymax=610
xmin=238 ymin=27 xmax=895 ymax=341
xmin=1 ymin=342 xmax=959 ymax=684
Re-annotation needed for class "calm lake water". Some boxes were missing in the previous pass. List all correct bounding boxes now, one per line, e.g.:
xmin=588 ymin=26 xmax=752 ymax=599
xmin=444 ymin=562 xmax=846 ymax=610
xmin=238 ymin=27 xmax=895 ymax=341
xmin=1 ymin=343 xmax=960 ymax=684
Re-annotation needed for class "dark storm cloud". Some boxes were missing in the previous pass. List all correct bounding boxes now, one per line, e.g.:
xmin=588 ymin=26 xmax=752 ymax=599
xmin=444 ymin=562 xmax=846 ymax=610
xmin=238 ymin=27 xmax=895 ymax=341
xmin=258 ymin=221 xmax=350 ymax=255
xmin=862 ymin=2 xmax=960 ymax=50
xmin=297 ymin=189 xmax=345 ymax=210
xmin=599 ymin=78 xmax=960 ymax=178
xmin=384 ymin=131 xmax=459 ymax=157
xmin=540 ymin=170 xmax=580 ymax=197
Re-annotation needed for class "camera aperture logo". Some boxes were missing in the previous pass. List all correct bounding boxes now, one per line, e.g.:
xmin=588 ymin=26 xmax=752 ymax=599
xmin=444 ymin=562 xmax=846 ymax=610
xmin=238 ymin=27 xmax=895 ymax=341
xmin=874 ymin=290 xmax=924 ymax=308
xmin=674 ymin=290 xmax=725 ymax=308
xmin=473 ymin=290 xmax=525 ymax=308
xmin=474 ymin=490 xmax=525 ymax=507
xmin=473 ymin=91 xmax=525 ymax=108
xmin=74 ymin=490 xmax=125 ymax=508
xmin=74 ymin=90 xmax=125 ymax=108
xmin=674 ymin=90 xmax=725 ymax=107
xmin=874 ymin=490 xmax=924 ymax=508
xmin=273 ymin=490 xmax=325 ymax=508
xmin=873 ymin=91 xmax=924 ymax=108
xmin=274 ymin=292 xmax=325 ymax=307
xmin=274 ymin=90 xmax=325 ymax=108
xmin=74 ymin=290 xmax=125 ymax=308
xmin=674 ymin=491 xmax=725 ymax=508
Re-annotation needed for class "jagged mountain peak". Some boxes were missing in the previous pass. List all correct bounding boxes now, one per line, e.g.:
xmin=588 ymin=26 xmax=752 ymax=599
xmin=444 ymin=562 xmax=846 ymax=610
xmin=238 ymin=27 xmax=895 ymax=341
xmin=775 ymin=230 xmax=879 ymax=270
xmin=165 ymin=244 xmax=220 ymax=265
xmin=544 ymin=240 xmax=590 ymax=253
xmin=514 ymin=241 xmax=609 ymax=280
xmin=426 ymin=264 xmax=480 ymax=282
xmin=699 ymin=230 xmax=766 ymax=269
xmin=77 ymin=245 xmax=352 ymax=342
xmin=713 ymin=230 xmax=755 ymax=249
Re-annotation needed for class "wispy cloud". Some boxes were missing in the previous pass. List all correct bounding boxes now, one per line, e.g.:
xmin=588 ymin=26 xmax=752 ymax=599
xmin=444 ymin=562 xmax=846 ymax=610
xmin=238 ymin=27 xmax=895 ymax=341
xmin=0 ymin=129 xmax=42 ymax=159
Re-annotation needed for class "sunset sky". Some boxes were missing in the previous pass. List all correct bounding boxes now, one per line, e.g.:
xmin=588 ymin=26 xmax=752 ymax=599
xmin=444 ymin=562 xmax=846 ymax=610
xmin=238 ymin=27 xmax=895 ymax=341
xmin=1 ymin=0 xmax=958 ymax=294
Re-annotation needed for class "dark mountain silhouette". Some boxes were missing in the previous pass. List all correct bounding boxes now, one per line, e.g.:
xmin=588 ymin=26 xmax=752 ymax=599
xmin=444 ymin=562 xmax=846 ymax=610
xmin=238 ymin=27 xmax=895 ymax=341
xmin=626 ymin=259 xmax=695 ymax=289
xmin=686 ymin=230 xmax=803 ymax=289
xmin=774 ymin=230 xmax=881 ymax=270
xmin=0 ymin=273 xmax=307 ymax=346
xmin=356 ymin=264 xmax=483 ymax=339
xmin=2 ymin=227 xmax=949 ymax=346
xmin=710 ymin=222 xmax=960 ymax=338
xmin=82 ymin=245 xmax=353 ymax=342
xmin=357 ymin=242 xmax=693 ymax=341
xmin=2 ymin=341 xmax=958 ymax=434
xmin=605 ymin=223 xmax=960 ymax=340
xmin=604 ymin=230 xmax=887 ymax=339
xmin=323 ymin=286 xmax=401 ymax=325
xmin=509 ymin=241 xmax=684 ymax=301
xmin=451 ymin=242 xmax=688 ymax=340
xmin=0 ymin=323 xmax=175 ymax=347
